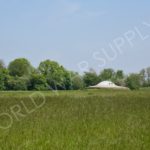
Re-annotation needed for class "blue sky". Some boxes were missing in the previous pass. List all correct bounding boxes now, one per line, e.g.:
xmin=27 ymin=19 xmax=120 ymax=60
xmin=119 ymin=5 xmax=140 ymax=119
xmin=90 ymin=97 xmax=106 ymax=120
xmin=0 ymin=0 xmax=150 ymax=73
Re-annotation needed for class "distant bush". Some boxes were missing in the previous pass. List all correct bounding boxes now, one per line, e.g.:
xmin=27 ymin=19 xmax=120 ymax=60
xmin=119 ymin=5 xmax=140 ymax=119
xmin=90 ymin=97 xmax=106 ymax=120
xmin=70 ymin=73 xmax=84 ymax=90
xmin=28 ymin=74 xmax=49 ymax=91
xmin=83 ymin=70 xmax=99 ymax=87
xmin=0 ymin=68 xmax=9 ymax=90
xmin=6 ymin=76 xmax=29 ymax=90
xmin=126 ymin=74 xmax=141 ymax=90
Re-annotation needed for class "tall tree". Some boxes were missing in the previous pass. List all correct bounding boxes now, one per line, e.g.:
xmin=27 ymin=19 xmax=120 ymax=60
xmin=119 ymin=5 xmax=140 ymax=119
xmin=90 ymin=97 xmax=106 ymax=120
xmin=99 ymin=68 xmax=115 ymax=81
xmin=115 ymin=70 xmax=124 ymax=79
xmin=126 ymin=73 xmax=141 ymax=90
xmin=28 ymin=74 xmax=49 ymax=91
xmin=0 ymin=69 xmax=8 ymax=90
xmin=8 ymin=58 xmax=33 ymax=77
xmin=113 ymin=70 xmax=125 ymax=86
xmin=0 ymin=61 xmax=8 ymax=90
xmin=83 ymin=69 xmax=99 ymax=87
xmin=38 ymin=60 xmax=70 ymax=90
xmin=70 ymin=72 xmax=84 ymax=90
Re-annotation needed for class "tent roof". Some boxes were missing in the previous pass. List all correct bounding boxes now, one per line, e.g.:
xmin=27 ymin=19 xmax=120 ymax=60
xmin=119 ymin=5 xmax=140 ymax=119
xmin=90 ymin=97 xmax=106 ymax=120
xmin=89 ymin=81 xmax=129 ymax=89
xmin=97 ymin=81 xmax=116 ymax=87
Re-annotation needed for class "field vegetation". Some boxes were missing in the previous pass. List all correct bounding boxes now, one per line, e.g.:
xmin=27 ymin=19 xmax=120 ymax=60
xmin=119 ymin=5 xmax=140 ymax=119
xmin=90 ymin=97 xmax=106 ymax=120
xmin=0 ymin=89 xmax=150 ymax=150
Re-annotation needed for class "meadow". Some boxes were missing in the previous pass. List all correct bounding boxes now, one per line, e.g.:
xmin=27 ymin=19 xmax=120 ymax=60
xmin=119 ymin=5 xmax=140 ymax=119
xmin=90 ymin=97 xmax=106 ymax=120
xmin=0 ymin=89 xmax=150 ymax=150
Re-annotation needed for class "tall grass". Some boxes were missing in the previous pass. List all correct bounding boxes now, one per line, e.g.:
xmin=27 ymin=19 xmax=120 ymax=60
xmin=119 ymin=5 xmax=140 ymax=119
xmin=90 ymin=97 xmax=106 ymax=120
xmin=0 ymin=89 xmax=150 ymax=150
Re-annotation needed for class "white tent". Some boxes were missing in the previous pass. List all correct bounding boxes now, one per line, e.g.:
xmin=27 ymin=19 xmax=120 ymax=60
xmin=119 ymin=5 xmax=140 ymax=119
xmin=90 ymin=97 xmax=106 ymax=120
xmin=89 ymin=81 xmax=129 ymax=90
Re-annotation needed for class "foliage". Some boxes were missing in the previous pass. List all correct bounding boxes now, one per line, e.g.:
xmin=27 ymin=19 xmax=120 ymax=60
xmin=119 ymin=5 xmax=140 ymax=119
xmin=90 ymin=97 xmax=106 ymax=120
xmin=38 ymin=60 xmax=70 ymax=90
xmin=115 ymin=70 xmax=124 ymax=79
xmin=99 ymin=68 xmax=115 ymax=81
xmin=6 ymin=76 xmax=29 ymax=90
xmin=28 ymin=74 xmax=49 ymax=91
xmin=8 ymin=58 xmax=33 ymax=77
xmin=62 ymin=71 xmax=72 ymax=90
xmin=0 ymin=58 xmax=150 ymax=90
xmin=126 ymin=73 xmax=141 ymax=90
xmin=83 ymin=70 xmax=99 ymax=87
xmin=113 ymin=70 xmax=125 ymax=86
xmin=70 ymin=72 xmax=84 ymax=90
xmin=0 ymin=68 xmax=8 ymax=90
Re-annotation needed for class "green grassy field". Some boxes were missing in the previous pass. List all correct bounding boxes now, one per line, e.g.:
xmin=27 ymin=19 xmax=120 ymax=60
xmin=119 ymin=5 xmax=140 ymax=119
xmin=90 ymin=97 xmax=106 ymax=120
xmin=0 ymin=89 xmax=150 ymax=150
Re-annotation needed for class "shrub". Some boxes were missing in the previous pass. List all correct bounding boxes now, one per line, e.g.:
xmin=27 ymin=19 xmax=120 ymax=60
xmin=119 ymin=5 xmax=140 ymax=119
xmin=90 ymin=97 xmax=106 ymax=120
xmin=126 ymin=74 xmax=141 ymax=90
xmin=28 ymin=74 xmax=49 ymax=91
xmin=6 ymin=76 xmax=29 ymax=90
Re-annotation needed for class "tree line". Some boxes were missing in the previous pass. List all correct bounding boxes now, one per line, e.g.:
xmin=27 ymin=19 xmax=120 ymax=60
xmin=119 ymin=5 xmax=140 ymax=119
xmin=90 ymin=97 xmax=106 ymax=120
xmin=0 ymin=58 xmax=150 ymax=91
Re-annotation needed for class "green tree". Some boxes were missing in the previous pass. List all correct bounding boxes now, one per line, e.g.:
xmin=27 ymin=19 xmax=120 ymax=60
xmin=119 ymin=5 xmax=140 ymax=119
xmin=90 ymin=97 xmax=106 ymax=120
xmin=115 ymin=70 xmax=124 ymax=79
xmin=0 ymin=68 xmax=9 ymax=90
xmin=70 ymin=72 xmax=84 ymax=90
xmin=114 ymin=70 xmax=125 ymax=86
xmin=0 ymin=61 xmax=9 ymax=90
xmin=63 ymin=71 xmax=72 ymax=90
xmin=100 ymin=68 xmax=115 ymax=81
xmin=8 ymin=58 xmax=33 ymax=77
xmin=83 ymin=69 xmax=99 ymax=87
xmin=6 ymin=76 xmax=29 ymax=90
xmin=38 ymin=60 xmax=70 ymax=90
xmin=126 ymin=74 xmax=141 ymax=90
xmin=28 ymin=74 xmax=49 ymax=91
